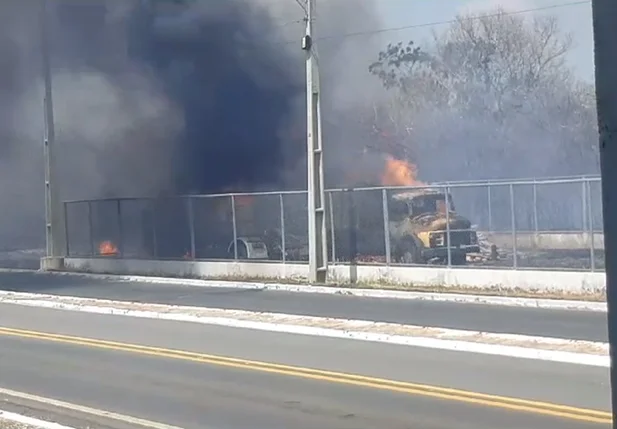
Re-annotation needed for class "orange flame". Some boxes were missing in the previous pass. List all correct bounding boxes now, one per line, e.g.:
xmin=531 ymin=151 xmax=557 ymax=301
xmin=235 ymin=195 xmax=254 ymax=208
xmin=381 ymin=156 xmax=424 ymax=186
xmin=99 ymin=240 xmax=118 ymax=256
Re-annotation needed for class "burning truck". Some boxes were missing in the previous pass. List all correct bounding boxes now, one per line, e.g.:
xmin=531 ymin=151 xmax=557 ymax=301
xmin=324 ymin=156 xmax=480 ymax=265
xmin=199 ymin=157 xmax=479 ymax=265
xmin=98 ymin=157 xmax=481 ymax=265
xmin=118 ymin=162 xmax=480 ymax=264
xmin=327 ymin=186 xmax=480 ymax=265
xmin=385 ymin=188 xmax=480 ymax=264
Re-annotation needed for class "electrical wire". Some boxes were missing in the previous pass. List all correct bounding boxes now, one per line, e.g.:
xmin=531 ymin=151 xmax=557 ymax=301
xmin=257 ymin=0 xmax=589 ymax=47
xmin=209 ymin=0 xmax=590 ymax=51
xmin=315 ymin=0 xmax=590 ymax=42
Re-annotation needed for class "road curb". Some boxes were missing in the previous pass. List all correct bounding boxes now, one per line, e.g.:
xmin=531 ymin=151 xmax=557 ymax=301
xmin=0 ymin=269 xmax=606 ymax=311
xmin=51 ymin=271 xmax=609 ymax=312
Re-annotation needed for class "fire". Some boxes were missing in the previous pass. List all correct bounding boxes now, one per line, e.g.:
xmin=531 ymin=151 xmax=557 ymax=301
xmin=220 ymin=187 xmax=254 ymax=208
xmin=235 ymin=195 xmax=254 ymax=208
xmin=381 ymin=155 xmax=424 ymax=187
xmin=99 ymin=240 xmax=118 ymax=256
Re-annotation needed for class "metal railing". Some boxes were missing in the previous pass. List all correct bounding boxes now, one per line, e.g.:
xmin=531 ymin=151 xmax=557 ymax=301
xmin=63 ymin=175 xmax=605 ymax=272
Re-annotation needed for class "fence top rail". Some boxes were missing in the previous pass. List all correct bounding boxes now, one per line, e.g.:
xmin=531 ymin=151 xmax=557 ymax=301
xmin=64 ymin=189 xmax=307 ymax=205
xmin=432 ymin=174 xmax=601 ymax=185
xmin=64 ymin=175 xmax=602 ymax=205
xmin=327 ymin=177 xmax=601 ymax=194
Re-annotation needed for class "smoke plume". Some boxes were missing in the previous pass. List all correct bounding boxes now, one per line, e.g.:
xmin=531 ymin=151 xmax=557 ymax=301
xmin=0 ymin=0 xmax=382 ymax=248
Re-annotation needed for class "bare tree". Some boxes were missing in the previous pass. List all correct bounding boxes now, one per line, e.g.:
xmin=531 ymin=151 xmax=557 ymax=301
xmin=368 ymin=8 xmax=598 ymax=181
xmin=433 ymin=11 xmax=572 ymax=115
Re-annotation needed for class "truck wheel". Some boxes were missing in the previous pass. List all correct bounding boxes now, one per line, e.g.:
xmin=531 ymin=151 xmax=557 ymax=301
xmin=450 ymin=253 xmax=467 ymax=266
xmin=397 ymin=239 xmax=422 ymax=264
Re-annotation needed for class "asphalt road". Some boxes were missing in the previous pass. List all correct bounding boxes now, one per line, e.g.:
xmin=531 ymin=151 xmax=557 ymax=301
xmin=0 ymin=304 xmax=611 ymax=429
xmin=0 ymin=271 xmax=607 ymax=341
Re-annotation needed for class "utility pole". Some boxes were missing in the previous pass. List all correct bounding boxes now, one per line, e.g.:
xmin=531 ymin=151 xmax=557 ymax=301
xmin=302 ymin=0 xmax=327 ymax=283
xmin=41 ymin=0 xmax=66 ymax=259
xmin=591 ymin=0 xmax=617 ymax=424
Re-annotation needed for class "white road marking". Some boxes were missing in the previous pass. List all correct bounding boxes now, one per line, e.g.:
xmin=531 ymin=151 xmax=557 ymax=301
xmin=0 ymin=387 xmax=185 ymax=429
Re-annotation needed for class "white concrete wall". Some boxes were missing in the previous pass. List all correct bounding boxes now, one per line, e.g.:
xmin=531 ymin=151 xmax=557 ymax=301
xmin=61 ymin=257 xmax=605 ymax=294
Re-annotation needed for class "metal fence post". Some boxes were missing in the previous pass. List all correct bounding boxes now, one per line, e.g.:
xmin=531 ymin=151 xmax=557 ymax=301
xmin=63 ymin=202 xmax=69 ymax=257
xmin=187 ymin=197 xmax=196 ymax=259
xmin=510 ymin=184 xmax=518 ymax=269
xmin=532 ymin=181 xmax=539 ymax=234
xmin=347 ymin=190 xmax=358 ymax=263
xmin=87 ymin=201 xmax=94 ymax=257
xmin=487 ymin=185 xmax=493 ymax=232
xmin=279 ymin=194 xmax=286 ymax=263
xmin=382 ymin=188 xmax=391 ymax=265
xmin=116 ymin=199 xmax=123 ymax=257
xmin=586 ymin=179 xmax=596 ymax=272
xmin=347 ymin=189 xmax=358 ymax=284
xmin=445 ymin=186 xmax=452 ymax=267
xmin=151 ymin=199 xmax=158 ymax=259
xmin=328 ymin=192 xmax=336 ymax=263
xmin=582 ymin=180 xmax=588 ymax=233
xmin=231 ymin=195 xmax=238 ymax=260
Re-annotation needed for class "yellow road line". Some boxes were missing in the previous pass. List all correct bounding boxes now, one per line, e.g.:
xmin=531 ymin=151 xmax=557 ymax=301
xmin=0 ymin=326 xmax=611 ymax=424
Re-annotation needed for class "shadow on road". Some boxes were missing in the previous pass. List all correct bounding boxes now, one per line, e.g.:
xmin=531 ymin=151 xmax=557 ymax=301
xmin=0 ymin=263 xmax=264 ymax=307
xmin=0 ymin=271 xmax=116 ymax=293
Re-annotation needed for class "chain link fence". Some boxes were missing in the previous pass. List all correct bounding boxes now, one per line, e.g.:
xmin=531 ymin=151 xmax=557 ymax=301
xmin=64 ymin=176 xmax=605 ymax=272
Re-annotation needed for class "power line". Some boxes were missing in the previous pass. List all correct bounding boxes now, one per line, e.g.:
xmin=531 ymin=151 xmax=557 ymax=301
xmin=221 ymin=0 xmax=590 ymax=52
xmin=315 ymin=0 xmax=589 ymax=42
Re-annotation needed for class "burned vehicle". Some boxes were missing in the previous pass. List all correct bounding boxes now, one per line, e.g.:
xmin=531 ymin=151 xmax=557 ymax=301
xmin=388 ymin=189 xmax=479 ymax=265
xmin=139 ymin=192 xmax=309 ymax=261
xmin=329 ymin=187 xmax=479 ymax=265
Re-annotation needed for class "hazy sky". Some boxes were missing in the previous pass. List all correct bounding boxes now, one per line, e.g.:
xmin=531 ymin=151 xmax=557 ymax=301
xmin=375 ymin=0 xmax=594 ymax=81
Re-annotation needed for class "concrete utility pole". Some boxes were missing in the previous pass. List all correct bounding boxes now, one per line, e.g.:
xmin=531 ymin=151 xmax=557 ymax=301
xmin=302 ymin=0 xmax=327 ymax=283
xmin=41 ymin=0 xmax=66 ymax=260
xmin=591 ymin=0 xmax=617 ymax=424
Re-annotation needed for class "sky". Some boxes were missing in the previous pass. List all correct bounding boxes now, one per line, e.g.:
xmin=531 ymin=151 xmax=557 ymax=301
xmin=375 ymin=0 xmax=594 ymax=81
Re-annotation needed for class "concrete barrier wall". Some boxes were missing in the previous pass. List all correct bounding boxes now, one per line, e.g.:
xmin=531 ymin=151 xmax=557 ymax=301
xmin=483 ymin=232 xmax=604 ymax=251
xmin=61 ymin=257 xmax=605 ymax=295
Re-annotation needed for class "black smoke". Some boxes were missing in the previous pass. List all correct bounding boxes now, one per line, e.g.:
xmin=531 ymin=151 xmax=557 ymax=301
xmin=0 ymin=0 xmax=383 ymax=249
xmin=127 ymin=1 xmax=307 ymax=193
xmin=51 ymin=0 xmax=305 ymax=194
